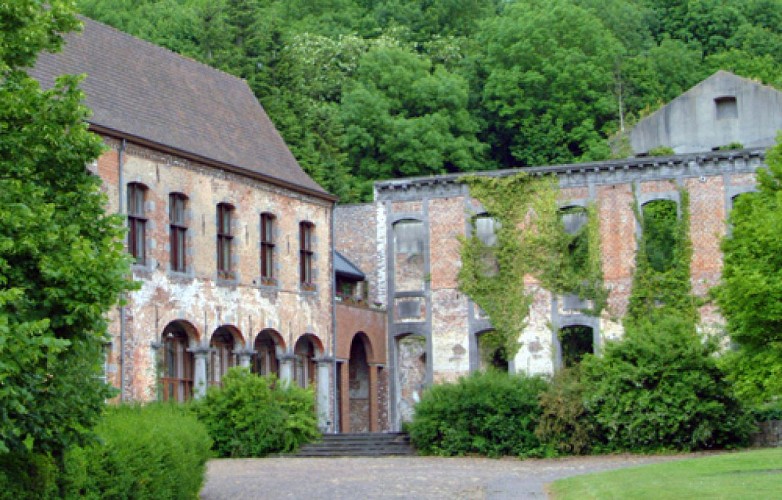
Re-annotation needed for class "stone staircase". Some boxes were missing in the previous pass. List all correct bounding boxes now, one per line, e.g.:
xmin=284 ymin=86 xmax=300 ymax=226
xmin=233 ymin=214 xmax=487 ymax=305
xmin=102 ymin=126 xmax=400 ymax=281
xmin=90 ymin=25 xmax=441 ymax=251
xmin=292 ymin=432 xmax=415 ymax=457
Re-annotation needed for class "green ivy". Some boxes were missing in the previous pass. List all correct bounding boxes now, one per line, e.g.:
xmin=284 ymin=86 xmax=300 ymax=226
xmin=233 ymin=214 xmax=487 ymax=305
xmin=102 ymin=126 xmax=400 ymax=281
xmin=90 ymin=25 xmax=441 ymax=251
xmin=458 ymin=173 xmax=606 ymax=362
xmin=626 ymin=188 xmax=697 ymax=327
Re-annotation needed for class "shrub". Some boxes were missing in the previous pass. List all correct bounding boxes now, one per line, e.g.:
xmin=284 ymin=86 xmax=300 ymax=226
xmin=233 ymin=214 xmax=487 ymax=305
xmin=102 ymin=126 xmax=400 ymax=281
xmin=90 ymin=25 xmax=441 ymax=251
xmin=61 ymin=403 xmax=212 ymax=499
xmin=580 ymin=315 xmax=753 ymax=452
xmin=407 ymin=370 xmax=548 ymax=457
xmin=193 ymin=367 xmax=319 ymax=457
xmin=536 ymin=367 xmax=595 ymax=455
xmin=0 ymin=451 xmax=58 ymax=500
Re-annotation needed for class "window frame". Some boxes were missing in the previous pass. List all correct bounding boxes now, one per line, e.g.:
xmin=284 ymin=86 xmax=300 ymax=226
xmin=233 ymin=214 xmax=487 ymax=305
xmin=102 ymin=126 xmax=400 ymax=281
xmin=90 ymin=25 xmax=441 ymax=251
xmin=217 ymin=203 xmax=234 ymax=279
xmin=299 ymin=221 xmax=315 ymax=288
xmin=169 ymin=193 xmax=188 ymax=273
xmin=260 ymin=212 xmax=276 ymax=284
xmin=127 ymin=183 xmax=147 ymax=265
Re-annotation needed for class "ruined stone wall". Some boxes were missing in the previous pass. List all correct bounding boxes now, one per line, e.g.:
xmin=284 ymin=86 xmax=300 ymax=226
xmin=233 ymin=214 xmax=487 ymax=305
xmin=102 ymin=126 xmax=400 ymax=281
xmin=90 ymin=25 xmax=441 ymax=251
xmin=359 ymin=151 xmax=765 ymax=428
xmin=98 ymin=138 xmax=333 ymax=408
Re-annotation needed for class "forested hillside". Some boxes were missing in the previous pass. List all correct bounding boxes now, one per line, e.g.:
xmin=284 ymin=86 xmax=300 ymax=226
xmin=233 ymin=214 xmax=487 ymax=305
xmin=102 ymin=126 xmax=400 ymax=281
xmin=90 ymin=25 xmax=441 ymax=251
xmin=77 ymin=0 xmax=782 ymax=201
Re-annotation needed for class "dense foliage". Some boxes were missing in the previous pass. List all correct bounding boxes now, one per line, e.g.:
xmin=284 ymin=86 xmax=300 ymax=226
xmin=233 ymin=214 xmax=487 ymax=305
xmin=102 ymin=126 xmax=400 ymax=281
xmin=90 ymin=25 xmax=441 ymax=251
xmin=579 ymin=315 xmax=752 ymax=451
xmin=76 ymin=0 xmax=782 ymax=201
xmin=0 ymin=404 xmax=212 ymax=500
xmin=458 ymin=173 xmax=606 ymax=362
xmin=407 ymin=370 xmax=548 ymax=457
xmin=0 ymin=0 xmax=132 ymax=456
xmin=713 ymin=136 xmax=782 ymax=404
xmin=193 ymin=368 xmax=319 ymax=457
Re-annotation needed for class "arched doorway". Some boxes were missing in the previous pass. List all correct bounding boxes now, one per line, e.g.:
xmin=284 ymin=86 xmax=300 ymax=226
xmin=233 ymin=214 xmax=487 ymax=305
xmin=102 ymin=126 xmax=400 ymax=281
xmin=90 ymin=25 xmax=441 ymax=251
xmin=209 ymin=326 xmax=240 ymax=387
xmin=294 ymin=334 xmax=321 ymax=388
xmin=348 ymin=334 xmax=371 ymax=432
xmin=252 ymin=329 xmax=283 ymax=377
xmin=558 ymin=325 xmax=594 ymax=368
xmin=161 ymin=321 xmax=197 ymax=402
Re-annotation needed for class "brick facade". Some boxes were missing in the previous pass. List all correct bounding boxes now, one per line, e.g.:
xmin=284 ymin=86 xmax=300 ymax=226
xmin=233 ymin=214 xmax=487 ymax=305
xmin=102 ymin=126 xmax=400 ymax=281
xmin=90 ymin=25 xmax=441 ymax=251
xmin=337 ymin=150 xmax=765 ymax=429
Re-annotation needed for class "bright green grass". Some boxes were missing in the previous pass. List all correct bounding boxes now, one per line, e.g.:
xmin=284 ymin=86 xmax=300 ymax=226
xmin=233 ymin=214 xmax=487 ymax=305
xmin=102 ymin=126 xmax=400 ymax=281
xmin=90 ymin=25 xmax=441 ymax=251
xmin=549 ymin=448 xmax=782 ymax=499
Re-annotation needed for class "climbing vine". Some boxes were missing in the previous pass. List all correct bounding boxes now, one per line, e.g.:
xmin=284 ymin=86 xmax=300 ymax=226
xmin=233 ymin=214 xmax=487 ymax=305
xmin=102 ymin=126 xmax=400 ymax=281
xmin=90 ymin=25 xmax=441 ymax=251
xmin=626 ymin=188 xmax=697 ymax=328
xmin=458 ymin=173 xmax=606 ymax=362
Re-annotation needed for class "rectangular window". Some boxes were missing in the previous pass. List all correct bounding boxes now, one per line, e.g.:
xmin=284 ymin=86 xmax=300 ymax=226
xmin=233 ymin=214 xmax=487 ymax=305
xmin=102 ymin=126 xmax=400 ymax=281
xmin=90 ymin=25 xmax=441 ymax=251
xmin=260 ymin=213 xmax=275 ymax=283
xmin=299 ymin=221 xmax=314 ymax=287
xmin=217 ymin=203 xmax=233 ymax=278
xmin=127 ymin=183 xmax=146 ymax=264
xmin=169 ymin=193 xmax=187 ymax=272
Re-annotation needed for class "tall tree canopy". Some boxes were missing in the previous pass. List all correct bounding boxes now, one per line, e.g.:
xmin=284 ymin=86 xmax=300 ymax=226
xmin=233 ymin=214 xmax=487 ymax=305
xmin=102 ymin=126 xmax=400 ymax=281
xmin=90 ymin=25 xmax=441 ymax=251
xmin=76 ymin=0 xmax=782 ymax=201
xmin=0 ymin=0 xmax=132 ymax=455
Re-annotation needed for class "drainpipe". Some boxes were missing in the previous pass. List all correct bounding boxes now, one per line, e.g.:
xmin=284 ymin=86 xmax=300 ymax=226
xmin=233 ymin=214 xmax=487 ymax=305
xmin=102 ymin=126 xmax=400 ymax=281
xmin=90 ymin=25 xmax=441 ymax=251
xmin=331 ymin=201 xmax=339 ymax=434
xmin=118 ymin=138 xmax=127 ymax=401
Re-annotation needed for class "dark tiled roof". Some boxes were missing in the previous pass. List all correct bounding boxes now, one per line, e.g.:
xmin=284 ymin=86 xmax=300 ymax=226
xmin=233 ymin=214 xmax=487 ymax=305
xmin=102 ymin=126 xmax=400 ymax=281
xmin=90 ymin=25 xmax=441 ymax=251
xmin=30 ymin=17 xmax=331 ymax=199
xmin=334 ymin=251 xmax=365 ymax=280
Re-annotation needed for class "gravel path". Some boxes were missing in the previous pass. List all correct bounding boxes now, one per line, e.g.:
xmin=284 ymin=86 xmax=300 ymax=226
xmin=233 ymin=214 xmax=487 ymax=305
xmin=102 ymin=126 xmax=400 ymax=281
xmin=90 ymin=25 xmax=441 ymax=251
xmin=200 ymin=453 xmax=695 ymax=499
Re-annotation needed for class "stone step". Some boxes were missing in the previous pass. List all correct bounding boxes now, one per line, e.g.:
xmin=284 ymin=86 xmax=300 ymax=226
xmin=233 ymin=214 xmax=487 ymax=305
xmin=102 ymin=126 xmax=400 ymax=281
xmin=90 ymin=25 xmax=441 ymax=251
xmin=291 ymin=432 xmax=415 ymax=457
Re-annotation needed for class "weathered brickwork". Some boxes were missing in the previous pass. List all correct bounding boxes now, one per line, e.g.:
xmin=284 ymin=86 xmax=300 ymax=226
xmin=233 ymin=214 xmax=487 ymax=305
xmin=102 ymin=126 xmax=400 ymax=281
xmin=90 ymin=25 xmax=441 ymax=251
xmin=335 ymin=149 xmax=767 ymax=429
xmin=335 ymin=303 xmax=388 ymax=432
xmin=98 ymin=138 xmax=335 ymax=427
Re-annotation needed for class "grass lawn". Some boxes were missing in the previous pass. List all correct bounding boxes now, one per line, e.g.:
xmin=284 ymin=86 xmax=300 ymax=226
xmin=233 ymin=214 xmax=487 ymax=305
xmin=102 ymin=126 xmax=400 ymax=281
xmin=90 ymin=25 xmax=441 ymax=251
xmin=549 ymin=448 xmax=782 ymax=499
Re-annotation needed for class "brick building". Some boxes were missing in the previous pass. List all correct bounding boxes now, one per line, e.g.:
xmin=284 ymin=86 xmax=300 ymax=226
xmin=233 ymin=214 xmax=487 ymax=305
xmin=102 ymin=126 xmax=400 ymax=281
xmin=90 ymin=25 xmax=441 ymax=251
xmin=31 ymin=19 xmax=340 ymax=429
xmin=335 ymin=72 xmax=778 ymax=430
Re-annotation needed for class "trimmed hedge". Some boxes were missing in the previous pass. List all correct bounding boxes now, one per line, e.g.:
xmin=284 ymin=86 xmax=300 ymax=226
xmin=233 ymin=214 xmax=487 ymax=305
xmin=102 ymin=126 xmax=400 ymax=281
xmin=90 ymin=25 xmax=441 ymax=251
xmin=193 ymin=367 xmax=319 ymax=457
xmin=407 ymin=370 xmax=548 ymax=457
xmin=62 ymin=403 xmax=212 ymax=499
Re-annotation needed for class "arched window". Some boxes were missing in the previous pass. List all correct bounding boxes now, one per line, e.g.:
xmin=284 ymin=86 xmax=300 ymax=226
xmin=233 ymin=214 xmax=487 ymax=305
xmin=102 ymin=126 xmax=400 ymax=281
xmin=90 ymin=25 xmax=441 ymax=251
xmin=253 ymin=329 xmax=282 ymax=377
xmin=209 ymin=327 xmax=236 ymax=387
xmin=169 ymin=193 xmax=188 ymax=272
xmin=127 ymin=183 xmax=147 ymax=264
xmin=294 ymin=335 xmax=319 ymax=388
xmin=161 ymin=321 xmax=194 ymax=402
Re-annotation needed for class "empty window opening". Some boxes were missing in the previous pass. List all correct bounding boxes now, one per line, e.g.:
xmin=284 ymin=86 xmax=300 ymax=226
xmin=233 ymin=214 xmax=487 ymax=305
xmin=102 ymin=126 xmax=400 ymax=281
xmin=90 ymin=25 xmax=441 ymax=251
xmin=169 ymin=193 xmax=187 ymax=272
xmin=559 ymin=325 xmax=594 ymax=368
xmin=252 ymin=329 xmax=281 ymax=377
xmin=641 ymin=199 xmax=679 ymax=272
xmin=715 ymin=96 xmax=738 ymax=120
xmin=476 ymin=330 xmax=509 ymax=372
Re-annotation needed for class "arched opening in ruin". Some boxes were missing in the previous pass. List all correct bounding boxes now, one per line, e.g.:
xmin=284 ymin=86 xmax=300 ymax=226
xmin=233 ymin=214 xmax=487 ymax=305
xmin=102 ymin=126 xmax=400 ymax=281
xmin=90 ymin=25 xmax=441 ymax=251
xmin=209 ymin=325 xmax=241 ymax=387
xmin=252 ymin=328 xmax=284 ymax=377
xmin=558 ymin=325 xmax=594 ymax=368
xmin=395 ymin=334 xmax=427 ymax=426
xmin=160 ymin=320 xmax=198 ymax=402
xmin=348 ymin=333 xmax=372 ymax=433
xmin=476 ymin=329 xmax=509 ymax=372
xmin=294 ymin=334 xmax=323 ymax=388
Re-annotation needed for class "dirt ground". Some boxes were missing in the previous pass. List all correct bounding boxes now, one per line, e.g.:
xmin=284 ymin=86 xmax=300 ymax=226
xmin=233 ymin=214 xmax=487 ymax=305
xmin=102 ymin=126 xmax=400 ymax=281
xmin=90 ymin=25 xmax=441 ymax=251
xmin=200 ymin=453 xmax=695 ymax=499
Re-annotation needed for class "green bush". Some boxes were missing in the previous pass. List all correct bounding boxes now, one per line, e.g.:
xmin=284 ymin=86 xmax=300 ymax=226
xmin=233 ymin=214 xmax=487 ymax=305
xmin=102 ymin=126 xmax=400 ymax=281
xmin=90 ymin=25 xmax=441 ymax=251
xmin=407 ymin=370 xmax=548 ymax=457
xmin=193 ymin=367 xmax=319 ymax=457
xmin=580 ymin=315 xmax=753 ymax=452
xmin=0 ymin=451 xmax=58 ymax=500
xmin=61 ymin=403 xmax=212 ymax=499
xmin=536 ymin=367 xmax=595 ymax=455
